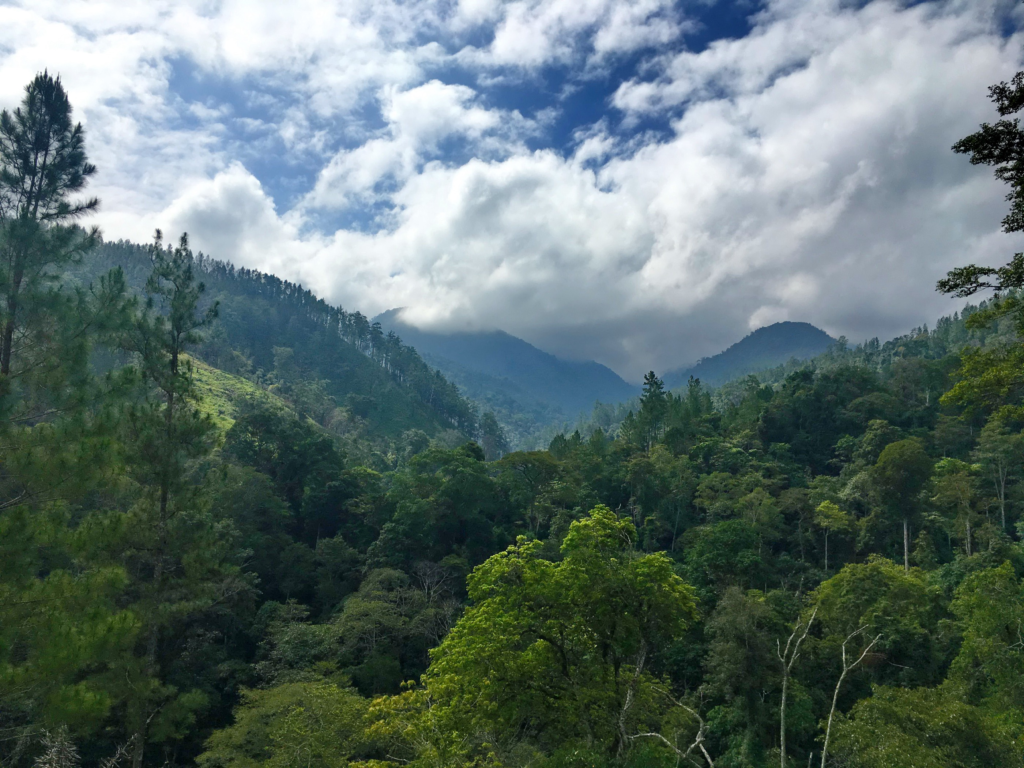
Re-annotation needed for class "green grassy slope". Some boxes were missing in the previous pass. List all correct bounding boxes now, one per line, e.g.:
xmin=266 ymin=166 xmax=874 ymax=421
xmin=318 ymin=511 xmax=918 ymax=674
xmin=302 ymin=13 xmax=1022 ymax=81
xmin=189 ymin=356 xmax=290 ymax=433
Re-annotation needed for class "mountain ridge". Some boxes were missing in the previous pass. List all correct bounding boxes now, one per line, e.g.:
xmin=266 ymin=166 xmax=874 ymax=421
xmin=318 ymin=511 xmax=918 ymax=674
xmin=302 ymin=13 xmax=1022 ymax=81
xmin=663 ymin=321 xmax=836 ymax=390
xmin=374 ymin=309 xmax=638 ymax=421
xmin=74 ymin=241 xmax=479 ymax=446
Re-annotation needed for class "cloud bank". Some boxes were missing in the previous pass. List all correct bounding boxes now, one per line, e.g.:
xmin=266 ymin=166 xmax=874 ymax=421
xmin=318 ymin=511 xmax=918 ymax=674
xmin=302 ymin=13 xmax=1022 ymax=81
xmin=1 ymin=0 xmax=1022 ymax=380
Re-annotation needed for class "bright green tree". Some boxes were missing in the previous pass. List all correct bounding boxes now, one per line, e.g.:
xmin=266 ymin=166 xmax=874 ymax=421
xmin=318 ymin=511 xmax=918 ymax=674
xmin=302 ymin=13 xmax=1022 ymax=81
xmin=813 ymin=501 xmax=850 ymax=573
xmin=198 ymin=681 xmax=368 ymax=768
xmin=830 ymin=685 xmax=1021 ymax=768
xmin=412 ymin=506 xmax=699 ymax=763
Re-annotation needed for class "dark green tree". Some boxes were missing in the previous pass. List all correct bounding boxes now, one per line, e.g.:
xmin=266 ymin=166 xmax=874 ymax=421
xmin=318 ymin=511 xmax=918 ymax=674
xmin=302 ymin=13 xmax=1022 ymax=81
xmin=940 ymin=71 xmax=1024 ymax=296
xmin=479 ymin=411 xmax=509 ymax=461
xmin=871 ymin=439 xmax=932 ymax=571
xmin=638 ymin=371 xmax=668 ymax=449
xmin=119 ymin=232 xmax=251 ymax=767
xmin=0 ymin=71 xmax=99 ymax=380
xmin=938 ymin=70 xmax=1024 ymax=414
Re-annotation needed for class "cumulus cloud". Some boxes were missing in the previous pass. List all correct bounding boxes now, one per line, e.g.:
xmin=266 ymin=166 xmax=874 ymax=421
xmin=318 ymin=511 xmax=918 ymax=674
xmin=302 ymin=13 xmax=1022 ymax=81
xmin=303 ymin=80 xmax=531 ymax=210
xmin=1 ymin=0 xmax=1022 ymax=380
xmin=455 ymin=0 xmax=684 ymax=68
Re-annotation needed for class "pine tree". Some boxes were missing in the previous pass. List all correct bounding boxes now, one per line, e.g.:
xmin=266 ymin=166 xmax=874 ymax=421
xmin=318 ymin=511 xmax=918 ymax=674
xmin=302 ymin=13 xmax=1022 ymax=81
xmin=119 ymin=232 xmax=251 ymax=767
xmin=638 ymin=371 xmax=667 ymax=449
xmin=0 ymin=71 xmax=99 ymax=383
xmin=0 ymin=76 xmax=137 ymax=757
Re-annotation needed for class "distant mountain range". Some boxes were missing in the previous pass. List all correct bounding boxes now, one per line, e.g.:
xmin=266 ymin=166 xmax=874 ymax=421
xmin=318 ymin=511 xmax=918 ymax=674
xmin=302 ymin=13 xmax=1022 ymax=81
xmin=375 ymin=310 xmax=638 ymax=424
xmin=375 ymin=312 xmax=836 ymax=443
xmin=662 ymin=321 xmax=836 ymax=390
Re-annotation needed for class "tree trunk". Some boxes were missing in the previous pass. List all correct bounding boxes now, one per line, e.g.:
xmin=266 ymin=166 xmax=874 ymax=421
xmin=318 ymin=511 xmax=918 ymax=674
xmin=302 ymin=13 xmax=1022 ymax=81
xmin=903 ymin=518 xmax=909 ymax=572
xmin=132 ymin=556 xmax=164 ymax=768
xmin=778 ymin=609 xmax=816 ymax=768
xmin=0 ymin=316 xmax=13 ymax=377
xmin=821 ymin=631 xmax=880 ymax=768
xmin=997 ymin=467 xmax=1007 ymax=531
xmin=780 ymin=672 xmax=789 ymax=767
xmin=0 ymin=267 xmax=23 ymax=377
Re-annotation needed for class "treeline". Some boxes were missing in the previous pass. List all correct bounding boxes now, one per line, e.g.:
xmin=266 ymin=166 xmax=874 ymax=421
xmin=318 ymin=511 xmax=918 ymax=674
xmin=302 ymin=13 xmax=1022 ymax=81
xmin=572 ymin=295 xmax=1017 ymax=445
xmin=715 ymin=296 xmax=1018 ymax=402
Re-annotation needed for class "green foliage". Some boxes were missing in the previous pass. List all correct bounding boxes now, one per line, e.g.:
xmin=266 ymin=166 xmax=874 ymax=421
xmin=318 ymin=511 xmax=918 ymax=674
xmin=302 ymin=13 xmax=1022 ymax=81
xmin=75 ymin=238 xmax=479 ymax=444
xmin=7 ymin=68 xmax=1024 ymax=768
xmin=948 ymin=562 xmax=1024 ymax=713
xmin=198 ymin=682 xmax=368 ymax=768
xmin=479 ymin=411 xmax=510 ymax=461
xmin=418 ymin=506 xmax=698 ymax=762
xmin=812 ymin=558 xmax=947 ymax=687
xmin=830 ymin=685 xmax=1022 ymax=768
xmin=0 ymin=71 xmax=99 ymax=384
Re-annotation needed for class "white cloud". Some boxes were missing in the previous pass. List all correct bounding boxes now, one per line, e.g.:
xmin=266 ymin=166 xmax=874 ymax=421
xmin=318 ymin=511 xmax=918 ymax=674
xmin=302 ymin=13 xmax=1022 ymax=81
xmin=159 ymin=163 xmax=320 ymax=275
xmin=303 ymin=80 xmax=529 ymax=209
xmin=1 ymin=0 xmax=1022 ymax=380
xmin=456 ymin=0 xmax=684 ymax=68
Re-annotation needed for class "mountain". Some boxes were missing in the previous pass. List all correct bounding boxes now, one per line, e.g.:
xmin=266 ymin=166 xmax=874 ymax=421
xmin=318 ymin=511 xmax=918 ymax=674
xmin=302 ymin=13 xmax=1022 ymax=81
xmin=375 ymin=309 xmax=638 ymax=423
xmin=662 ymin=321 xmax=836 ymax=389
xmin=73 ymin=240 xmax=479 ymax=446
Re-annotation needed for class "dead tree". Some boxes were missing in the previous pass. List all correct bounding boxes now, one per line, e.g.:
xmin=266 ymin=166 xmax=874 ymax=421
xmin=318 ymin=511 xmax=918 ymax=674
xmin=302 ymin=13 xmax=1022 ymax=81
xmin=778 ymin=607 xmax=817 ymax=768
xmin=820 ymin=628 xmax=881 ymax=768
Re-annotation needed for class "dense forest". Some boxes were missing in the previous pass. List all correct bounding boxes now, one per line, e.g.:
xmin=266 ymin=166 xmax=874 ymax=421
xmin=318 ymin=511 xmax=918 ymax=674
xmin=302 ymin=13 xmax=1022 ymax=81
xmin=73 ymin=239 xmax=483 ymax=463
xmin=3 ymin=68 xmax=1024 ymax=768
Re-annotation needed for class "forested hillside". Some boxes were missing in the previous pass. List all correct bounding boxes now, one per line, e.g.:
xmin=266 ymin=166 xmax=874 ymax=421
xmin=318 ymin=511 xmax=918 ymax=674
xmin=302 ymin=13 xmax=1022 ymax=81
xmin=4 ymin=68 xmax=1024 ymax=768
xmin=375 ymin=309 xmax=637 ymax=433
xmin=75 ymin=241 xmax=478 ymax=452
xmin=663 ymin=322 xmax=836 ymax=390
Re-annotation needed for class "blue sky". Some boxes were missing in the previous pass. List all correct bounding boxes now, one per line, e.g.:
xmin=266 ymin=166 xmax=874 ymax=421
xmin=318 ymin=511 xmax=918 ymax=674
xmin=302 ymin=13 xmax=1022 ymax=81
xmin=1 ymin=0 xmax=1022 ymax=380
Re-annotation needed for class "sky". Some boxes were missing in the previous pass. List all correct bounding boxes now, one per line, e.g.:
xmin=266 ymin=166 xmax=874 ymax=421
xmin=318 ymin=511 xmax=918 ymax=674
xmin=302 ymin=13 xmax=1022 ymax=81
xmin=1 ymin=0 xmax=1023 ymax=382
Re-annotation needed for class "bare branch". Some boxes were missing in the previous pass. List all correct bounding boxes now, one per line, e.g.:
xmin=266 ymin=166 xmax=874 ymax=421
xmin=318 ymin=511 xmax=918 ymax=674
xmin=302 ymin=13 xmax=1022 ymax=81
xmin=820 ymin=630 xmax=882 ymax=768
xmin=780 ymin=608 xmax=817 ymax=768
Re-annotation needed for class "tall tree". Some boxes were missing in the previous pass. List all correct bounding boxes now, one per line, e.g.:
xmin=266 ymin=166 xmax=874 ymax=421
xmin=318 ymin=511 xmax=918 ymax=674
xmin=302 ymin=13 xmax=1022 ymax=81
xmin=972 ymin=416 xmax=1024 ymax=532
xmin=0 ymin=75 xmax=136 ymax=763
xmin=938 ymin=70 xmax=1024 ymax=413
xmin=127 ymin=231 xmax=218 ymax=521
xmin=872 ymin=440 xmax=932 ymax=571
xmin=415 ymin=506 xmax=698 ymax=763
xmin=0 ymin=71 xmax=98 ymax=381
xmin=813 ymin=501 xmax=850 ymax=573
xmin=639 ymin=371 xmax=668 ymax=449
xmin=120 ymin=233 xmax=250 ymax=768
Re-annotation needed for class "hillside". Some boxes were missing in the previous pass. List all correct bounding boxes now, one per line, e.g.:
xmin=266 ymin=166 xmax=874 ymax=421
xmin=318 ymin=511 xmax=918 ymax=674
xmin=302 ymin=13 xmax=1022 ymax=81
xmin=412 ymin=350 xmax=565 ymax=447
xmin=662 ymin=321 xmax=835 ymax=389
xmin=73 ymin=240 xmax=478 ymax=445
xmin=190 ymin=356 xmax=293 ymax=433
xmin=375 ymin=309 xmax=638 ymax=421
